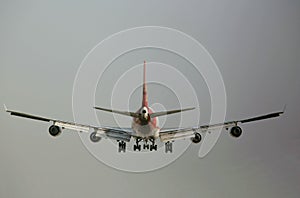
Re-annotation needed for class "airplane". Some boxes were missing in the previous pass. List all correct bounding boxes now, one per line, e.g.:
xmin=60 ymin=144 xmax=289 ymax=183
xmin=5 ymin=61 xmax=284 ymax=153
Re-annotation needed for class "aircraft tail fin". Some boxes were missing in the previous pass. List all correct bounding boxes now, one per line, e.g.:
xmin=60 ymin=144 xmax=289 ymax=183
xmin=142 ymin=61 xmax=148 ymax=107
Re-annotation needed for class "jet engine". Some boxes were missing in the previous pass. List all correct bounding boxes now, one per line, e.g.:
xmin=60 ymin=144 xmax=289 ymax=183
xmin=48 ymin=125 xmax=61 ymax=137
xmin=191 ymin=133 xmax=202 ymax=144
xmin=230 ymin=126 xmax=242 ymax=138
xmin=90 ymin=132 xmax=101 ymax=143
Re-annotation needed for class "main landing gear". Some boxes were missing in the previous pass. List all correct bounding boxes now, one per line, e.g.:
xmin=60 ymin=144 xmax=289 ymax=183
xmin=165 ymin=141 xmax=173 ymax=153
xmin=133 ymin=138 xmax=142 ymax=151
xmin=149 ymin=138 xmax=157 ymax=151
xmin=118 ymin=139 xmax=173 ymax=153
xmin=118 ymin=138 xmax=160 ymax=152
xmin=118 ymin=141 xmax=126 ymax=152
xmin=133 ymin=138 xmax=157 ymax=151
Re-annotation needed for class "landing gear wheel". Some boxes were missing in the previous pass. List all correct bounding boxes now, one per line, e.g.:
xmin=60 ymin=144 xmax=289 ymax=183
xmin=118 ymin=141 xmax=126 ymax=152
xmin=150 ymin=144 xmax=157 ymax=151
xmin=133 ymin=138 xmax=142 ymax=151
xmin=134 ymin=144 xmax=141 ymax=151
xmin=165 ymin=141 xmax=173 ymax=153
xmin=90 ymin=132 xmax=101 ymax=143
xmin=143 ymin=144 xmax=150 ymax=150
xmin=148 ymin=138 xmax=157 ymax=151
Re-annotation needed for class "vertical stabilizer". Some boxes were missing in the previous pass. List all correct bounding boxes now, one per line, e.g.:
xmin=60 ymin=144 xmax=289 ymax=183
xmin=142 ymin=61 xmax=148 ymax=107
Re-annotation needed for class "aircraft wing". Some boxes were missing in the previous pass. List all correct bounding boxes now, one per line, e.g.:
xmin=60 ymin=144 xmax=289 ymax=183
xmin=159 ymin=110 xmax=284 ymax=142
xmin=5 ymin=106 xmax=133 ymax=142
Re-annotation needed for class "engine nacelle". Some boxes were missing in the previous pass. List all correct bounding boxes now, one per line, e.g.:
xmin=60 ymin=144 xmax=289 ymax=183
xmin=230 ymin=126 xmax=242 ymax=138
xmin=90 ymin=132 xmax=101 ymax=143
xmin=191 ymin=133 xmax=202 ymax=144
xmin=48 ymin=125 xmax=61 ymax=137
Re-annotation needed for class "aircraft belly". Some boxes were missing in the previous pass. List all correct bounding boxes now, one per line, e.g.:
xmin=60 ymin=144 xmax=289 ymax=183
xmin=132 ymin=121 xmax=159 ymax=138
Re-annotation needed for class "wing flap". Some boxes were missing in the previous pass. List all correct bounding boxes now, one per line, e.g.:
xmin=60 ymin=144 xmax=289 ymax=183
xmin=160 ymin=129 xmax=195 ymax=142
xmin=54 ymin=121 xmax=93 ymax=132
xmin=105 ymin=129 xmax=132 ymax=142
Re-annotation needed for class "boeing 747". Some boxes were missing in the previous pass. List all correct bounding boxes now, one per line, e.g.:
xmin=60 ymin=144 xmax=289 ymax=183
xmin=5 ymin=61 xmax=284 ymax=153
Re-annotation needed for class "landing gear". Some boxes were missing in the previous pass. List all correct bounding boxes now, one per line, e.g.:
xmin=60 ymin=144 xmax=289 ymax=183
xmin=149 ymin=138 xmax=157 ymax=151
xmin=143 ymin=143 xmax=150 ymax=150
xmin=118 ymin=141 xmax=126 ymax=152
xmin=133 ymin=138 xmax=157 ymax=151
xmin=133 ymin=144 xmax=141 ymax=151
xmin=165 ymin=141 xmax=173 ymax=153
xmin=133 ymin=138 xmax=142 ymax=151
xmin=150 ymin=144 xmax=157 ymax=151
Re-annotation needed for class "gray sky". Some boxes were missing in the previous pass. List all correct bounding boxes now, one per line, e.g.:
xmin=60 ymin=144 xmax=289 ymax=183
xmin=1 ymin=0 xmax=300 ymax=197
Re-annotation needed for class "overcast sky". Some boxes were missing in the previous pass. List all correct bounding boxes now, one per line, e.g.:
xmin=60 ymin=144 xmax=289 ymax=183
xmin=0 ymin=0 xmax=300 ymax=198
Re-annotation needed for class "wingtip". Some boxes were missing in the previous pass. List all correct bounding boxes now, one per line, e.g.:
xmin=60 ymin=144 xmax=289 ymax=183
xmin=282 ymin=104 xmax=287 ymax=113
xmin=94 ymin=106 xmax=103 ymax=110
xmin=188 ymin=107 xmax=196 ymax=111
xmin=183 ymin=107 xmax=196 ymax=111
xmin=3 ymin=104 xmax=8 ymax=112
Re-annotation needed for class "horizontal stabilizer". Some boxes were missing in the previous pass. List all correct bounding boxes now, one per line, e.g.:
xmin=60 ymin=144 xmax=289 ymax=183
xmin=94 ymin=106 xmax=140 ymax=118
xmin=150 ymin=107 xmax=195 ymax=118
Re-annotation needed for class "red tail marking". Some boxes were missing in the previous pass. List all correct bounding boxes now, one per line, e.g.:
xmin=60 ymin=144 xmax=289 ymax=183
xmin=142 ymin=61 xmax=148 ymax=107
